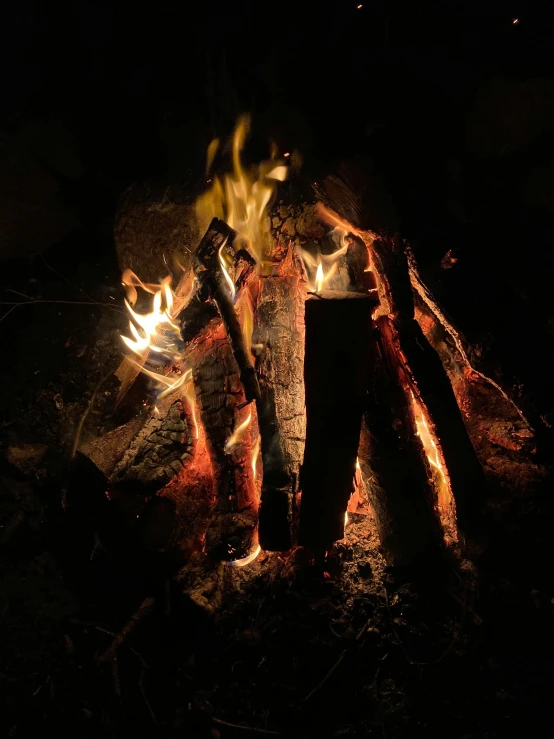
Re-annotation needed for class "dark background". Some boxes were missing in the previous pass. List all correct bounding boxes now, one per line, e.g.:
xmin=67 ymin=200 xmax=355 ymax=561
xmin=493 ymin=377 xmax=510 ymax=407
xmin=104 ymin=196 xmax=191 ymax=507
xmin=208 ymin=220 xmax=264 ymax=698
xmin=1 ymin=0 xmax=554 ymax=414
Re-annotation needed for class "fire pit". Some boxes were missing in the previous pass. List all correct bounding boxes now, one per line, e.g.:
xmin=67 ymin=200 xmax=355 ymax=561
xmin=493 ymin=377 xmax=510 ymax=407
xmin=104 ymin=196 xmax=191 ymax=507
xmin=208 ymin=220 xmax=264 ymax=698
xmin=75 ymin=117 xmax=537 ymax=606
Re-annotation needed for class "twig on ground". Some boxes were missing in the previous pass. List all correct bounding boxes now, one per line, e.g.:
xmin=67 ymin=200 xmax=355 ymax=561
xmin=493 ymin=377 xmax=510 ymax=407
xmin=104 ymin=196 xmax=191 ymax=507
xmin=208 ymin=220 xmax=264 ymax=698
xmin=212 ymin=716 xmax=281 ymax=735
xmin=97 ymin=597 xmax=156 ymax=664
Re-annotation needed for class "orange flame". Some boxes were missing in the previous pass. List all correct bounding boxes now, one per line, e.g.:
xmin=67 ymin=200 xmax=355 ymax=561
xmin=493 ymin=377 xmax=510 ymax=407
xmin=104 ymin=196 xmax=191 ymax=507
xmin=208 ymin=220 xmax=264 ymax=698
xmin=196 ymin=115 xmax=287 ymax=263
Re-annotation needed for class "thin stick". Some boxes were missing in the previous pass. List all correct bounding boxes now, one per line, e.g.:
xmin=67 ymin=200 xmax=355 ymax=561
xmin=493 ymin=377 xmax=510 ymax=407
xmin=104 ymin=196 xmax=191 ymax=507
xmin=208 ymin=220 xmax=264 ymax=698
xmin=0 ymin=298 xmax=125 ymax=314
xmin=212 ymin=717 xmax=281 ymax=736
xmin=97 ymin=597 xmax=156 ymax=664
xmin=304 ymin=649 xmax=347 ymax=702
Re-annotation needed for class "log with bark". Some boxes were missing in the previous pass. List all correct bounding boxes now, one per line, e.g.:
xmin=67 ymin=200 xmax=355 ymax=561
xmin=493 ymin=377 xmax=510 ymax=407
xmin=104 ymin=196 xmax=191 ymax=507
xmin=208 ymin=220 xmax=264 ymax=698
xmin=253 ymin=245 xmax=307 ymax=551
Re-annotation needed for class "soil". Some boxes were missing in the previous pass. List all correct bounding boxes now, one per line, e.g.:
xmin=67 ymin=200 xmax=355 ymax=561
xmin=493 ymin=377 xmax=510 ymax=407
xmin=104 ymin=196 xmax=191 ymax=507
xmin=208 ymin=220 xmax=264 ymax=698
xmin=1 ymin=235 xmax=554 ymax=739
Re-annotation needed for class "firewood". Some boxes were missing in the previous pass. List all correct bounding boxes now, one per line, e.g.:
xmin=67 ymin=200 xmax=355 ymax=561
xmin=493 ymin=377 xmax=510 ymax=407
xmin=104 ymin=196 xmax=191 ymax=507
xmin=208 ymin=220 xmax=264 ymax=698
xmin=359 ymin=315 xmax=445 ymax=567
xmin=298 ymin=290 xmax=375 ymax=550
xmin=370 ymin=236 xmax=485 ymax=539
xmin=190 ymin=319 xmax=258 ymax=561
xmin=194 ymin=217 xmax=261 ymax=403
xmin=109 ymin=393 xmax=196 ymax=497
xmin=253 ymin=246 xmax=307 ymax=551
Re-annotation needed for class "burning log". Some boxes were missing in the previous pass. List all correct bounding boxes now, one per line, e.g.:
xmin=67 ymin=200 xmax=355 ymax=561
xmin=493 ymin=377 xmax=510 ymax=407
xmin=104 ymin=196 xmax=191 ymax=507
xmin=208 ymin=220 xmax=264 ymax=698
xmin=360 ymin=315 xmax=445 ymax=567
xmin=190 ymin=319 xmax=258 ymax=561
xmin=194 ymin=217 xmax=260 ymax=403
xmin=298 ymin=290 xmax=375 ymax=550
xmin=110 ymin=392 xmax=196 ymax=498
xmin=253 ymin=246 xmax=306 ymax=551
xmin=370 ymin=236 xmax=485 ymax=540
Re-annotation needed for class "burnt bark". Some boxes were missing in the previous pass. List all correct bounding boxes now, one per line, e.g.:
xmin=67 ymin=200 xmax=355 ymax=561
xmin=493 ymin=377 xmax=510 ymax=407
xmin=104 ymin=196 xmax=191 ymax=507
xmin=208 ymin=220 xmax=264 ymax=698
xmin=109 ymin=394 xmax=195 ymax=498
xmin=253 ymin=247 xmax=306 ymax=551
xmin=298 ymin=290 xmax=374 ymax=550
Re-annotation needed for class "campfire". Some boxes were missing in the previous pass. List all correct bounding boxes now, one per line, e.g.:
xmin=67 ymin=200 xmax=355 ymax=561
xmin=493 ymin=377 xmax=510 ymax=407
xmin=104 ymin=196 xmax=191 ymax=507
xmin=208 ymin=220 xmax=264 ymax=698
xmin=82 ymin=116 xmax=522 ymax=580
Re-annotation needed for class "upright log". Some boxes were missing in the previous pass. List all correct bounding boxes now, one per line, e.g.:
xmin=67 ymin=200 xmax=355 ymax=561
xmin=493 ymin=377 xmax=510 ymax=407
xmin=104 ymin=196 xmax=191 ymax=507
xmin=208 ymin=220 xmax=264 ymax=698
xmin=253 ymin=247 xmax=306 ymax=551
xmin=298 ymin=290 xmax=374 ymax=550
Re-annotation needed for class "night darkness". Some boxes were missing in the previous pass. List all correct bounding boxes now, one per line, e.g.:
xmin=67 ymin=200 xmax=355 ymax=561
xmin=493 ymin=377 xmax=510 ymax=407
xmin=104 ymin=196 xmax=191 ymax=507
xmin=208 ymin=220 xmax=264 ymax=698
xmin=2 ymin=2 xmax=554 ymax=738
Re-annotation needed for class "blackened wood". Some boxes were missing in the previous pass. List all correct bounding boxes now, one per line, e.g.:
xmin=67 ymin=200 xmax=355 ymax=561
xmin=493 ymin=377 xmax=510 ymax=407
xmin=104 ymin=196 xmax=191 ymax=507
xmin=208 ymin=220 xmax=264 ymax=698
xmin=298 ymin=290 xmax=373 ymax=549
xmin=253 ymin=247 xmax=306 ymax=550
xmin=195 ymin=217 xmax=261 ymax=403
xmin=109 ymin=394 xmax=195 ymax=497
xmin=360 ymin=316 xmax=445 ymax=567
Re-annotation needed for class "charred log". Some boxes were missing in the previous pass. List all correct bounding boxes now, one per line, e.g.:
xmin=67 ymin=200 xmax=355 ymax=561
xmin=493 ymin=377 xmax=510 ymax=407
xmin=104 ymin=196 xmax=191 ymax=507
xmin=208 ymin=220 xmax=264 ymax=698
xmin=194 ymin=217 xmax=261 ymax=403
xmin=253 ymin=247 xmax=306 ymax=551
xmin=298 ymin=290 xmax=374 ymax=550
xmin=109 ymin=394 xmax=195 ymax=498
xmin=360 ymin=316 xmax=445 ymax=567
xmin=370 ymin=237 xmax=485 ymax=539
xmin=191 ymin=320 xmax=257 ymax=561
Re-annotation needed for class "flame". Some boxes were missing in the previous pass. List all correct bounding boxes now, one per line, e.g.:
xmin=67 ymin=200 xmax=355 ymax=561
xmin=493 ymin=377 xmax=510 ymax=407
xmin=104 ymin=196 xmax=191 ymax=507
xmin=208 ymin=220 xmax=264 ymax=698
xmin=224 ymin=410 xmax=252 ymax=454
xmin=300 ymin=229 xmax=348 ymax=292
xmin=251 ymin=436 xmax=260 ymax=480
xmin=196 ymin=115 xmax=287 ymax=263
xmin=184 ymin=379 xmax=199 ymax=439
xmin=237 ymin=290 xmax=254 ymax=357
xmin=121 ymin=271 xmax=180 ymax=361
xmin=218 ymin=242 xmax=236 ymax=300
xmin=315 ymin=261 xmax=324 ymax=293
xmin=412 ymin=395 xmax=451 ymax=509
xmin=226 ymin=544 xmax=261 ymax=567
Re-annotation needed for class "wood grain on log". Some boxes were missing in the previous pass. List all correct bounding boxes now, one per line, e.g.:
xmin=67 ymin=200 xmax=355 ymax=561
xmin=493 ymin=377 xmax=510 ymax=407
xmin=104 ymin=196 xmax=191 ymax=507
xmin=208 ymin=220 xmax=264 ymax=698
xmin=253 ymin=246 xmax=306 ymax=550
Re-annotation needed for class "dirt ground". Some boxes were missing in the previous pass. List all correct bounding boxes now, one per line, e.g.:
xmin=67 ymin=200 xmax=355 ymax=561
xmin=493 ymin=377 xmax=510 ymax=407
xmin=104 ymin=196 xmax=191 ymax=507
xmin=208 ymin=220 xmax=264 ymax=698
xmin=1 ymin=236 xmax=554 ymax=739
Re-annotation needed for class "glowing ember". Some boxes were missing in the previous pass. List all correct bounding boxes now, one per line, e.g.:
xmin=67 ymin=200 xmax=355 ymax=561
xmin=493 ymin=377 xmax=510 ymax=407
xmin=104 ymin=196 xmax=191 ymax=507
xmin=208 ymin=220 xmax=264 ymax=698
xmin=224 ymin=410 xmax=252 ymax=454
xmin=196 ymin=115 xmax=288 ymax=263
xmin=226 ymin=544 xmax=261 ymax=567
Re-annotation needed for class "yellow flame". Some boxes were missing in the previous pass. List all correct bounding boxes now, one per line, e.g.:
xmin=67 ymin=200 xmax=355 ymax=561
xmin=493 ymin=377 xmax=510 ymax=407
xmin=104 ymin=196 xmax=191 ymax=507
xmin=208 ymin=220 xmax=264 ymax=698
xmin=196 ymin=115 xmax=287 ymax=263
xmin=300 ymin=234 xmax=346 ymax=292
xmin=251 ymin=436 xmax=260 ymax=480
xmin=218 ymin=242 xmax=236 ymax=300
xmin=226 ymin=544 xmax=261 ymax=567
xmin=315 ymin=261 xmax=324 ymax=293
xmin=412 ymin=395 xmax=450 ymax=508
xmin=237 ymin=290 xmax=254 ymax=357
xmin=121 ymin=272 xmax=180 ymax=360
xmin=224 ymin=410 xmax=252 ymax=454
